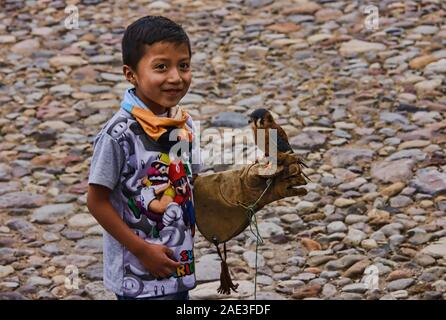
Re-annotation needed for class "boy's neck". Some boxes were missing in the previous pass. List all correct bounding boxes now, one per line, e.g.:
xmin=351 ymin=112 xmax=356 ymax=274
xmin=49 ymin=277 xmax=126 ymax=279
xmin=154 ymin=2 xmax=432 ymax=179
xmin=134 ymin=88 xmax=168 ymax=115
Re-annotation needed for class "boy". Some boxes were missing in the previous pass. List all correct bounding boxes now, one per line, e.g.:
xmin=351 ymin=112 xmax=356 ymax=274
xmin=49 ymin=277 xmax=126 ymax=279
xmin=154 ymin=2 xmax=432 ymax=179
xmin=87 ymin=16 xmax=200 ymax=300
xmin=87 ymin=14 xmax=309 ymax=301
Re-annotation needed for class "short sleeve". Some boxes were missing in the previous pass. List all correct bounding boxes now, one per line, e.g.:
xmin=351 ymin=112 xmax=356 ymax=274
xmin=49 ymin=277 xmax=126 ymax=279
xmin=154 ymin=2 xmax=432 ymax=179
xmin=88 ymin=133 xmax=125 ymax=191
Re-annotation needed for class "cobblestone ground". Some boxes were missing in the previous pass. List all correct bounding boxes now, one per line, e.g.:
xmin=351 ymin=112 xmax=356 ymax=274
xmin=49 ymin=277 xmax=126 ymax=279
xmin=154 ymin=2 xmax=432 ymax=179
xmin=0 ymin=0 xmax=446 ymax=300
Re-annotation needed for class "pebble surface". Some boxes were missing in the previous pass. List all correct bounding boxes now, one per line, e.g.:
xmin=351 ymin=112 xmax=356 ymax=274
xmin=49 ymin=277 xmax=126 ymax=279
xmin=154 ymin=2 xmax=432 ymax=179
xmin=1 ymin=0 xmax=446 ymax=300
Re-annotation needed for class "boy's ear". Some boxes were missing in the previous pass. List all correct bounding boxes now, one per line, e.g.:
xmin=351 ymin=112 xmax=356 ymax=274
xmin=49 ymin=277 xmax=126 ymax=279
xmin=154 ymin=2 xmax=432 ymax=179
xmin=123 ymin=65 xmax=137 ymax=86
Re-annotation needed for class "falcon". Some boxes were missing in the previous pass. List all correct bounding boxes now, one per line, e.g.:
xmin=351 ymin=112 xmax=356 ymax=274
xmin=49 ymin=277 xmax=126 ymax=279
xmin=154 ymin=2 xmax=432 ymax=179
xmin=248 ymin=108 xmax=310 ymax=180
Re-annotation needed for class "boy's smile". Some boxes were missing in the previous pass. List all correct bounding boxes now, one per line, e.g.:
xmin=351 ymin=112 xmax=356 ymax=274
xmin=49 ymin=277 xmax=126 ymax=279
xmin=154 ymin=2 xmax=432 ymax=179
xmin=124 ymin=41 xmax=192 ymax=115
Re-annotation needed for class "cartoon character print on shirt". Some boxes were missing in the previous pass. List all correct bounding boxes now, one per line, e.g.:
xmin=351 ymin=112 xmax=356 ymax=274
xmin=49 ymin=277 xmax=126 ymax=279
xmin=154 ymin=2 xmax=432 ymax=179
xmin=107 ymin=114 xmax=195 ymax=298
xmin=169 ymin=161 xmax=196 ymax=237
xmin=137 ymin=154 xmax=191 ymax=247
xmin=117 ymin=121 xmax=166 ymax=236
xmin=136 ymin=153 xmax=173 ymax=237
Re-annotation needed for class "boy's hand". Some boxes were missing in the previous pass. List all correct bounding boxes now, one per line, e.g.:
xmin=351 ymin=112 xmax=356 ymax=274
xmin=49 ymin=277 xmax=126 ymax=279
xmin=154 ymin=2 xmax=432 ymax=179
xmin=87 ymin=184 xmax=180 ymax=279
xmin=135 ymin=241 xmax=180 ymax=279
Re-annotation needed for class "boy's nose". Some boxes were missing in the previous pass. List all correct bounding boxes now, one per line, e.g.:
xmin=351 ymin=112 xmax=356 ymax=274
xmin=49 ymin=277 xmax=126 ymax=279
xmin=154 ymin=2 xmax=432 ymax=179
xmin=167 ymin=68 xmax=182 ymax=83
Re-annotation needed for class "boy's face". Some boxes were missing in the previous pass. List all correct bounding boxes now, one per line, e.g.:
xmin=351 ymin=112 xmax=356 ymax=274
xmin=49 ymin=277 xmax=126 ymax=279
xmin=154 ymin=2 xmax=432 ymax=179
xmin=124 ymin=41 xmax=191 ymax=114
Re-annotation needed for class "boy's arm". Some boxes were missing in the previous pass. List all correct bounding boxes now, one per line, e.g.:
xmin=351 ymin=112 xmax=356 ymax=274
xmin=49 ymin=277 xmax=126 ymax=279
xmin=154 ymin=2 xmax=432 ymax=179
xmin=87 ymin=184 xmax=180 ymax=278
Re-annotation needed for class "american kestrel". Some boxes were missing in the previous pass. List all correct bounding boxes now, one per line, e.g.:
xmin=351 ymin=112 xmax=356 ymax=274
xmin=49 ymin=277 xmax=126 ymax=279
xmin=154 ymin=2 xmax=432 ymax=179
xmin=249 ymin=108 xmax=310 ymax=180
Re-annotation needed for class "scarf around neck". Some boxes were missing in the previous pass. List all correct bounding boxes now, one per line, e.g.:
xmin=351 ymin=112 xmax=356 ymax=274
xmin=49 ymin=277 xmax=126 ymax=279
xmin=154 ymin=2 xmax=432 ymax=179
xmin=121 ymin=101 xmax=193 ymax=146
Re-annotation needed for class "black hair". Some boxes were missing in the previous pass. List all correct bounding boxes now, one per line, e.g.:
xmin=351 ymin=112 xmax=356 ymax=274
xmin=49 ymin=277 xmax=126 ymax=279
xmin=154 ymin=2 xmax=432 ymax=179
xmin=122 ymin=15 xmax=192 ymax=70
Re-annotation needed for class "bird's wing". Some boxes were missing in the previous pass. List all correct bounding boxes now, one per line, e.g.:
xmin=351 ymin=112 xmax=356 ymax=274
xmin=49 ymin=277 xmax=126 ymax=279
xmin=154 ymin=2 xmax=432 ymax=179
xmin=266 ymin=129 xmax=293 ymax=154
xmin=276 ymin=133 xmax=294 ymax=153
xmin=272 ymin=124 xmax=293 ymax=153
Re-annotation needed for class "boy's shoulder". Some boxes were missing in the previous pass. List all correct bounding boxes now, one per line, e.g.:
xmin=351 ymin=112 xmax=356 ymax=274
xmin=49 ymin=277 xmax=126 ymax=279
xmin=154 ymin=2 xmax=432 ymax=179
xmin=184 ymin=112 xmax=198 ymax=131
xmin=95 ymin=108 xmax=134 ymax=142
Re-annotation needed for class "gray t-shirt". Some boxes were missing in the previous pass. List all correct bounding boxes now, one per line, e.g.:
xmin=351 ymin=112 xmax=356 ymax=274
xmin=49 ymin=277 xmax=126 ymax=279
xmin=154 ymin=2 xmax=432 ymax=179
xmin=88 ymin=107 xmax=201 ymax=298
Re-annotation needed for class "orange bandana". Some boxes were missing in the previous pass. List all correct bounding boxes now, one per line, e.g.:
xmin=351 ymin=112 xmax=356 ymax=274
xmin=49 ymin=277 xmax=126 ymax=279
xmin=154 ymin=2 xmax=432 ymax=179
xmin=121 ymin=102 xmax=192 ymax=143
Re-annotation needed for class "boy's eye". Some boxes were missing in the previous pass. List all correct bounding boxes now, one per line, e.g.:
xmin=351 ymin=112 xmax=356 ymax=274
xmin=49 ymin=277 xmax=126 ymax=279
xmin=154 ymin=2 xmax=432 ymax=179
xmin=180 ymin=63 xmax=190 ymax=70
xmin=156 ymin=64 xmax=167 ymax=70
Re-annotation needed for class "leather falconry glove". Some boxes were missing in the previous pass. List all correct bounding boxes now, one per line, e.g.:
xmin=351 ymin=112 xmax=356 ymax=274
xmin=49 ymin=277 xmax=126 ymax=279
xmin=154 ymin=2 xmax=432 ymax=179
xmin=193 ymin=153 xmax=308 ymax=294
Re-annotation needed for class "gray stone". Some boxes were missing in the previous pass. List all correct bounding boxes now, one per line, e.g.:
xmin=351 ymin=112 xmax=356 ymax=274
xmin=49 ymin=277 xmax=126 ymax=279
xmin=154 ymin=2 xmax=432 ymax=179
xmin=327 ymin=221 xmax=347 ymax=234
xmin=413 ymin=25 xmax=439 ymax=35
xmin=257 ymin=222 xmax=284 ymax=238
xmin=85 ymin=281 xmax=116 ymax=300
xmin=390 ymin=195 xmax=413 ymax=208
xmin=338 ymin=178 xmax=367 ymax=191
xmin=6 ymin=218 xmax=36 ymax=233
xmin=0 ymin=192 xmax=46 ymax=209
xmin=68 ymin=213 xmax=98 ymax=228
xmin=425 ymin=59 xmax=446 ymax=73
xmin=0 ymin=182 xmax=21 ymax=196
xmin=296 ymin=201 xmax=316 ymax=214
xmin=31 ymin=204 xmax=76 ymax=224
xmin=243 ymin=251 xmax=265 ymax=268
xmin=380 ymin=112 xmax=409 ymax=125
xmin=345 ymin=215 xmax=369 ymax=225
xmin=380 ymin=223 xmax=404 ymax=237
xmin=181 ymin=93 xmax=205 ymax=104
xmin=325 ymin=255 xmax=366 ymax=271
xmin=371 ymin=159 xmax=415 ymax=183
xmin=322 ymin=283 xmax=338 ymax=298
xmin=211 ymin=112 xmax=249 ymax=128
xmin=61 ymin=229 xmax=85 ymax=240
xmin=0 ymin=164 xmax=12 ymax=181
xmin=80 ymin=85 xmax=110 ymax=94
xmin=411 ymin=168 xmax=446 ymax=196
xmin=345 ymin=229 xmax=367 ymax=246
xmin=342 ymin=283 xmax=368 ymax=294
xmin=245 ymin=0 xmax=274 ymax=8
xmin=89 ymin=55 xmax=115 ymax=64
xmin=195 ymin=254 xmax=221 ymax=283
xmin=296 ymin=272 xmax=316 ymax=281
xmin=340 ymin=39 xmax=386 ymax=56
xmin=11 ymin=38 xmax=40 ymax=55
xmin=287 ymin=256 xmax=306 ymax=267
xmin=421 ymin=237 xmax=446 ymax=258
xmin=25 ymin=276 xmax=52 ymax=287
xmin=387 ymin=278 xmax=415 ymax=291
xmin=325 ymin=148 xmax=374 ymax=167
xmin=51 ymin=254 xmax=97 ymax=268
xmin=41 ymin=244 xmax=64 ymax=256
xmin=386 ymin=149 xmax=427 ymax=162
xmin=236 ymin=95 xmax=263 ymax=108
xmin=255 ymin=292 xmax=286 ymax=300
xmin=75 ymin=237 xmax=102 ymax=253
xmin=0 ymin=292 xmax=28 ymax=300
xmin=290 ymin=131 xmax=327 ymax=150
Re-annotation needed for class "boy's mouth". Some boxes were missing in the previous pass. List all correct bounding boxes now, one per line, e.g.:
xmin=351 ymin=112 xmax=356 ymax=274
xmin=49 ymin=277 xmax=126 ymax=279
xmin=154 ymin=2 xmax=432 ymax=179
xmin=163 ymin=89 xmax=182 ymax=97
